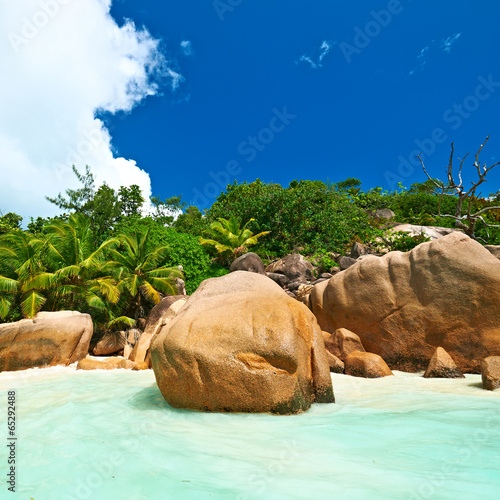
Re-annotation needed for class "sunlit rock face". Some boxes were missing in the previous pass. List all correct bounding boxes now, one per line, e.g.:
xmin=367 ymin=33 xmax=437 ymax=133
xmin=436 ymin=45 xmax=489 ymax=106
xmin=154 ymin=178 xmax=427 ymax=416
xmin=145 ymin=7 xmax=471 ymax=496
xmin=310 ymin=233 xmax=500 ymax=373
xmin=0 ymin=311 xmax=93 ymax=372
xmin=151 ymin=272 xmax=334 ymax=414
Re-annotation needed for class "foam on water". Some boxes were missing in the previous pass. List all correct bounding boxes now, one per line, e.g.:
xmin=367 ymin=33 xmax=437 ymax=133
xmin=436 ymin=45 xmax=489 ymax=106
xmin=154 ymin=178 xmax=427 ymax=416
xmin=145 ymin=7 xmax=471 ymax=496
xmin=1 ymin=367 xmax=499 ymax=500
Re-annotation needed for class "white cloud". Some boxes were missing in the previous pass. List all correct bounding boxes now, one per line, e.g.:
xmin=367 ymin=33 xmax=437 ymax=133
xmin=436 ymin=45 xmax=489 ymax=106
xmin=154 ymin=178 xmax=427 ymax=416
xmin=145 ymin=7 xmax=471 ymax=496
xmin=441 ymin=33 xmax=461 ymax=53
xmin=297 ymin=40 xmax=335 ymax=69
xmin=408 ymin=41 xmax=434 ymax=76
xmin=180 ymin=40 xmax=193 ymax=56
xmin=0 ymin=0 xmax=181 ymax=222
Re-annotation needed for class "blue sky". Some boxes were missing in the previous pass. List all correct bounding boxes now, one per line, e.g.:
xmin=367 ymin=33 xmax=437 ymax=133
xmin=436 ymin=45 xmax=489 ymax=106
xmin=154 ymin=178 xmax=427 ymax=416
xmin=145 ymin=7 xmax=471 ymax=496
xmin=107 ymin=0 xmax=500 ymax=207
xmin=1 ymin=0 xmax=500 ymax=218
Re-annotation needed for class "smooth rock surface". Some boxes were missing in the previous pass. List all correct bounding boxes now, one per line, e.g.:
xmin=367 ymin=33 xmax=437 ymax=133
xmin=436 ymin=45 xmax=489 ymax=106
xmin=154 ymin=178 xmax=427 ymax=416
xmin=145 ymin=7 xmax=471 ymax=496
xmin=424 ymin=347 xmax=464 ymax=378
xmin=93 ymin=331 xmax=126 ymax=356
xmin=0 ymin=311 xmax=93 ymax=372
xmin=323 ymin=328 xmax=365 ymax=361
xmin=152 ymin=272 xmax=334 ymax=414
xmin=485 ymin=245 xmax=500 ymax=260
xmin=482 ymin=356 xmax=500 ymax=391
xmin=76 ymin=358 xmax=116 ymax=370
xmin=229 ymin=252 xmax=266 ymax=275
xmin=129 ymin=297 xmax=187 ymax=364
xmin=265 ymin=254 xmax=314 ymax=281
xmin=325 ymin=351 xmax=344 ymax=373
xmin=344 ymin=351 xmax=393 ymax=378
xmin=390 ymin=224 xmax=461 ymax=240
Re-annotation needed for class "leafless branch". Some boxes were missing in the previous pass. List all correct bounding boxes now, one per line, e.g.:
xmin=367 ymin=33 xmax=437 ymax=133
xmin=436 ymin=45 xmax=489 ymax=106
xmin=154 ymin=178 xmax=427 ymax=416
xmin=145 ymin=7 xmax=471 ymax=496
xmin=417 ymin=136 xmax=500 ymax=238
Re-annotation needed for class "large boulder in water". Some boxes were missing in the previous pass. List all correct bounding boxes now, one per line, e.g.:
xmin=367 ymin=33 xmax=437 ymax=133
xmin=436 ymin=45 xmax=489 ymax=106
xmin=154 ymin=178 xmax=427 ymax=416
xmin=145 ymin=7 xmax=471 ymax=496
xmin=0 ymin=311 xmax=93 ymax=372
xmin=310 ymin=233 xmax=500 ymax=373
xmin=151 ymin=272 xmax=334 ymax=414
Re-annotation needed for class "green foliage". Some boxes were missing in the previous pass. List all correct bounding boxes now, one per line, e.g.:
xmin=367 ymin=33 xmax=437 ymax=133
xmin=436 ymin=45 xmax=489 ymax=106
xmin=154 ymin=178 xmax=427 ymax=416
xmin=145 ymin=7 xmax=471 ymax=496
xmin=3 ymin=160 xmax=499 ymax=326
xmin=119 ymin=185 xmax=145 ymax=218
xmin=0 ymin=212 xmax=23 ymax=234
xmin=158 ymin=229 xmax=228 ymax=294
xmin=45 ymin=165 xmax=149 ymax=245
xmin=174 ymin=205 xmax=209 ymax=235
xmin=150 ymin=195 xmax=186 ymax=226
xmin=46 ymin=165 xmax=96 ymax=214
xmin=111 ymin=216 xmax=227 ymax=294
xmin=0 ymin=231 xmax=47 ymax=320
xmin=207 ymin=179 xmax=381 ymax=257
xmin=309 ymin=249 xmax=339 ymax=274
xmin=199 ymin=217 xmax=270 ymax=264
xmin=105 ymin=230 xmax=181 ymax=322
xmin=0 ymin=214 xmax=184 ymax=325
xmin=27 ymin=214 xmax=69 ymax=235
xmin=382 ymin=231 xmax=431 ymax=252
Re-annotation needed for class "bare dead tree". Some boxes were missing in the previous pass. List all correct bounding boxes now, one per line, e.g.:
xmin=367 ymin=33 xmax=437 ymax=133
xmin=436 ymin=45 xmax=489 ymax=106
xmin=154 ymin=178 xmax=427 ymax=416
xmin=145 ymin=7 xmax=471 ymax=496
xmin=416 ymin=136 xmax=500 ymax=239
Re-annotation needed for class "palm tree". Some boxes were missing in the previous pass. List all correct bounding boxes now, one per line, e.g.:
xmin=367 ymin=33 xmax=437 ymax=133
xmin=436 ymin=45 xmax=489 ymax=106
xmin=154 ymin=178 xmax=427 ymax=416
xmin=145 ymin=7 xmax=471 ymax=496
xmin=0 ymin=231 xmax=48 ymax=319
xmin=105 ymin=229 xmax=182 ymax=325
xmin=42 ymin=213 xmax=120 ymax=315
xmin=199 ymin=217 xmax=270 ymax=264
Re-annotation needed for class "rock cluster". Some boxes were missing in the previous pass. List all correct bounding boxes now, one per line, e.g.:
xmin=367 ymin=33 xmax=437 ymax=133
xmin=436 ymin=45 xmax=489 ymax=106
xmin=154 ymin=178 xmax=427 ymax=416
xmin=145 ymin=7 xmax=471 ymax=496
xmin=310 ymin=233 xmax=500 ymax=373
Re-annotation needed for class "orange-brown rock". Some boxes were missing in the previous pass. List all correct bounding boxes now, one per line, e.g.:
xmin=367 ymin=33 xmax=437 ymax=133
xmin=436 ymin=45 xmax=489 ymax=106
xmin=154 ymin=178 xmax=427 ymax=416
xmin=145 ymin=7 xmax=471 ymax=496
xmin=310 ymin=233 xmax=500 ymax=373
xmin=93 ymin=331 xmax=126 ymax=356
xmin=424 ymin=347 xmax=464 ymax=378
xmin=323 ymin=328 xmax=365 ymax=361
xmin=325 ymin=351 xmax=344 ymax=373
xmin=102 ymin=357 xmax=124 ymax=366
xmin=129 ymin=297 xmax=187 ymax=364
xmin=132 ymin=362 xmax=149 ymax=371
xmin=0 ymin=311 xmax=93 ymax=372
xmin=481 ymin=357 xmax=500 ymax=391
xmin=123 ymin=344 xmax=133 ymax=359
xmin=76 ymin=358 xmax=116 ymax=370
xmin=118 ymin=359 xmax=137 ymax=370
xmin=344 ymin=351 xmax=393 ymax=378
xmin=151 ymin=272 xmax=334 ymax=414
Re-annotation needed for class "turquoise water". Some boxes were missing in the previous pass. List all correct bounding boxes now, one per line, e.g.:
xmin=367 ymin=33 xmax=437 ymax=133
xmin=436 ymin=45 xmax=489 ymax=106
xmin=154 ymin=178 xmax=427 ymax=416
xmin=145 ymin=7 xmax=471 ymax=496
xmin=1 ymin=368 xmax=500 ymax=500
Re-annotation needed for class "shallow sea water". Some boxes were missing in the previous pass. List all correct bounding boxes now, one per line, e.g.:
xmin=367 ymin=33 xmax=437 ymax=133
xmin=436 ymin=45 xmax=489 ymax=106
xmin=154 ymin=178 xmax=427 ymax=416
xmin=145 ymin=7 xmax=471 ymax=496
xmin=1 ymin=367 xmax=499 ymax=500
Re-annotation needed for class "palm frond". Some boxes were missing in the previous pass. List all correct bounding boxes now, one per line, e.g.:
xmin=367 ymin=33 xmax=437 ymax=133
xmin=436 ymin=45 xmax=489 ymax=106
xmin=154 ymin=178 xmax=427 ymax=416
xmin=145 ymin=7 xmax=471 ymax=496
xmin=0 ymin=276 xmax=18 ymax=293
xmin=22 ymin=273 xmax=54 ymax=292
xmin=146 ymin=276 xmax=177 ymax=296
xmin=140 ymin=281 xmax=161 ymax=304
xmin=108 ymin=316 xmax=135 ymax=329
xmin=0 ymin=295 xmax=12 ymax=320
xmin=21 ymin=291 xmax=46 ymax=318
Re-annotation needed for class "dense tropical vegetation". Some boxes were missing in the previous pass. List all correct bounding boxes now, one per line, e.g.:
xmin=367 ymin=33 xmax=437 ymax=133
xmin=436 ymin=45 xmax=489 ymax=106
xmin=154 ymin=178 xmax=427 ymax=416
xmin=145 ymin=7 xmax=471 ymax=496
xmin=1 ymin=148 xmax=499 ymax=329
